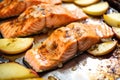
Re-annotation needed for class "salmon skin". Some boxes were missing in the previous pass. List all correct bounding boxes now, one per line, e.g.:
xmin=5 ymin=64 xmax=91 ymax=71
xmin=0 ymin=4 xmax=88 ymax=38
xmin=24 ymin=22 xmax=114 ymax=72
xmin=0 ymin=0 xmax=62 ymax=19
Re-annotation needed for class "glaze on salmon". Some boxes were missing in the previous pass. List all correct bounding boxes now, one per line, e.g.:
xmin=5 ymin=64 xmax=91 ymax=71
xmin=0 ymin=4 xmax=88 ymax=38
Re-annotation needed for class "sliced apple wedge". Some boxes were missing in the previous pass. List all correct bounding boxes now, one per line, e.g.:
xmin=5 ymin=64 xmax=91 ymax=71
xmin=0 ymin=62 xmax=39 ymax=80
xmin=82 ymin=2 xmax=109 ymax=16
xmin=103 ymin=13 xmax=120 ymax=27
xmin=112 ymin=27 xmax=120 ymax=39
xmin=0 ymin=38 xmax=34 ymax=54
xmin=74 ymin=0 xmax=100 ymax=6
xmin=87 ymin=40 xmax=117 ymax=56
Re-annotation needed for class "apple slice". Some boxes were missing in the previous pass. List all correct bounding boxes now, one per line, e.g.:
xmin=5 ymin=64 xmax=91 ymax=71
xmin=82 ymin=2 xmax=109 ymax=16
xmin=74 ymin=0 xmax=100 ymax=6
xmin=87 ymin=40 xmax=117 ymax=56
xmin=0 ymin=62 xmax=39 ymax=80
xmin=112 ymin=27 xmax=120 ymax=39
xmin=103 ymin=13 xmax=120 ymax=27
xmin=0 ymin=38 xmax=34 ymax=54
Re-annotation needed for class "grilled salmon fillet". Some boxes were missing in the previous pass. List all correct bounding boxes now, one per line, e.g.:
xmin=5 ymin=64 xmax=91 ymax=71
xmin=25 ymin=27 xmax=78 ymax=72
xmin=24 ymin=22 xmax=114 ymax=72
xmin=25 ymin=22 xmax=106 ymax=72
xmin=0 ymin=4 xmax=88 ymax=38
xmin=0 ymin=0 xmax=26 ymax=19
xmin=0 ymin=0 xmax=62 ymax=19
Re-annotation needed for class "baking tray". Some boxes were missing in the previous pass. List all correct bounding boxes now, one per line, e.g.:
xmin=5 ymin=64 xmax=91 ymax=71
xmin=0 ymin=0 xmax=120 ymax=80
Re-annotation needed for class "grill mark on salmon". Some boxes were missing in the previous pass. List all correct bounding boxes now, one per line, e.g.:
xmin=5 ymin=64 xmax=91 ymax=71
xmin=0 ymin=4 xmax=88 ymax=38
xmin=85 ymin=18 xmax=114 ymax=39
xmin=87 ymin=22 xmax=114 ymax=39
xmin=0 ymin=0 xmax=26 ymax=19
xmin=0 ymin=0 xmax=11 ymax=9
xmin=0 ymin=0 xmax=62 ymax=19
xmin=66 ymin=23 xmax=100 ymax=51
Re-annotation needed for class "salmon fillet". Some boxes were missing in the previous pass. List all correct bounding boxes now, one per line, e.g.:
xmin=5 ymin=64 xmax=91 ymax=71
xmin=0 ymin=4 xmax=88 ymax=38
xmin=24 ymin=22 xmax=101 ymax=72
xmin=25 ymin=27 xmax=77 ymax=72
xmin=0 ymin=0 xmax=62 ymax=19
xmin=24 ymin=22 xmax=114 ymax=72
